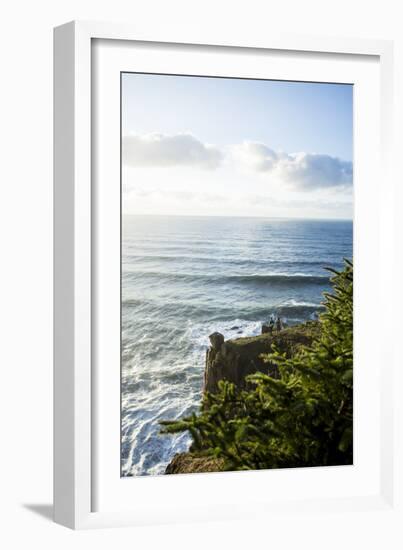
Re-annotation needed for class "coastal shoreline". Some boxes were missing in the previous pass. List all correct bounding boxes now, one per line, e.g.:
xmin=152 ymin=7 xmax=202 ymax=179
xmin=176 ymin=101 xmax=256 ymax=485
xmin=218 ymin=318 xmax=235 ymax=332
xmin=165 ymin=320 xmax=320 ymax=474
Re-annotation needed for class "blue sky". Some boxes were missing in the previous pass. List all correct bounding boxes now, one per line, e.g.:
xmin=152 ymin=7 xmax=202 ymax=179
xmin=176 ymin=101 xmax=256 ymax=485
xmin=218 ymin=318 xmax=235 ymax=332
xmin=121 ymin=73 xmax=353 ymax=219
xmin=122 ymin=74 xmax=353 ymax=160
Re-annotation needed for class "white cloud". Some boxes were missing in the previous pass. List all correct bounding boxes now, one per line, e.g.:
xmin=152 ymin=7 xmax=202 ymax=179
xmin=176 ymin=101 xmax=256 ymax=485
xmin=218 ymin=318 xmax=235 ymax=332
xmin=122 ymin=133 xmax=222 ymax=170
xmin=231 ymin=142 xmax=279 ymax=172
xmin=122 ymin=134 xmax=353 ymax=195
xmin=232 ymin=141 xmax=353 ymax=190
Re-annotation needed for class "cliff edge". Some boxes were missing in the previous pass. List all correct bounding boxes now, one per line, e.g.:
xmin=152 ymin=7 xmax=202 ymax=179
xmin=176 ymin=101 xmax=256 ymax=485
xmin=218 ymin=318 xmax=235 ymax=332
xmin=204 ymin=322 xmax=319 ymax=394
xmin=165 ymin=321 xmax=320 ymax=474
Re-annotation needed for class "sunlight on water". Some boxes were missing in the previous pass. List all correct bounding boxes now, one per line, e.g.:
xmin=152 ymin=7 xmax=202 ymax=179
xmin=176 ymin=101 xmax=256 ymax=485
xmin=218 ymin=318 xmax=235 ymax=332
xmin=121 ymin=215 xmax=353 ymax=476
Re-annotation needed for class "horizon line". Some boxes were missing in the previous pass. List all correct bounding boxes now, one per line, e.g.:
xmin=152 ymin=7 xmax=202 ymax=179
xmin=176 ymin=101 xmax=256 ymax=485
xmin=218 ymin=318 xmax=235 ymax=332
xmin=122 ymin=213 xmax=353 ymax=222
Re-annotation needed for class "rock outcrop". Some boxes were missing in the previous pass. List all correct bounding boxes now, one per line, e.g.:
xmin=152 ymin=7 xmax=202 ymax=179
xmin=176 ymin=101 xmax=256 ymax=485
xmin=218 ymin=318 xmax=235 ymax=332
xmin=204 ymin=323 xmax=319 ymax=394
xmin=165 ymin=452 xmax=224 ymax=474
xmin=165 ymin=321 xmax=320 ymax=475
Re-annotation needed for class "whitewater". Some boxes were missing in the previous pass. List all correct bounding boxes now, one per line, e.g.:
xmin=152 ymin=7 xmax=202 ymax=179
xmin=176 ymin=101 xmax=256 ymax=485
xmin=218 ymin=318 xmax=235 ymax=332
xmin=121 ymin=215 xmax=353 ymax=476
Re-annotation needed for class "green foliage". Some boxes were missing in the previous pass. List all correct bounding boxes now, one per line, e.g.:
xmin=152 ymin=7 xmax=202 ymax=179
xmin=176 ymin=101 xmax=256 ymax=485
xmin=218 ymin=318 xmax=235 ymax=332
xmin=160 ymin=259 xmax=353 ymax=471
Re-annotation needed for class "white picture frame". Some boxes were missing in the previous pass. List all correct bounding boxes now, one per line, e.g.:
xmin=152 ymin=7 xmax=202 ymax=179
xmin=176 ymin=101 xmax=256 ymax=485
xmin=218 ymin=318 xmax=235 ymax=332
xmin=54 ymin=20 xmax=397 ymax=530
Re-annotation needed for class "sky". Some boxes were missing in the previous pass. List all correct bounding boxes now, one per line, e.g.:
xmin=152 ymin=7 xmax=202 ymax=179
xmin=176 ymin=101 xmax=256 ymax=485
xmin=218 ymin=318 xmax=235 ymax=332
xmin=121 ymin=73 xmax=353 ymax=219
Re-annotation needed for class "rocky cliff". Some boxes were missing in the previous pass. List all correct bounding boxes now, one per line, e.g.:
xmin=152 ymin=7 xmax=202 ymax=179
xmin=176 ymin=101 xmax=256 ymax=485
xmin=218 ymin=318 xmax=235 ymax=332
xmin=165 ymin=322 xmax=320 ymax=475
xmin=204 ymin=322 xmax=319 ymax=394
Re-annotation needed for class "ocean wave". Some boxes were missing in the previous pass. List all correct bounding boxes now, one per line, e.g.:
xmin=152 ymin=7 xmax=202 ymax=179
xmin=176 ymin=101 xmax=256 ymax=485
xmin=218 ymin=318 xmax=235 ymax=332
xmin=276 ymin=303 xmax=325 ymax=317
xmin=123 ymin=270 xmax=330 ymax=286
xmin=122 ymin=295 xmax=323 ymax=312
xmin=122 ymin=296 xmax=323 ymax=324
xmin=224 ymin=273 xmax=329 ymax=284
xmin=124 ymin=253 xmax=334 ymax=268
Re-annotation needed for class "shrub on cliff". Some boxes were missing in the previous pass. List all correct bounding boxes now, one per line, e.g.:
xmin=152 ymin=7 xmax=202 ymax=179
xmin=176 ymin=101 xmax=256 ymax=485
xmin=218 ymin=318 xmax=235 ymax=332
xmin=161 ymin=260 xmax=353 ymax=471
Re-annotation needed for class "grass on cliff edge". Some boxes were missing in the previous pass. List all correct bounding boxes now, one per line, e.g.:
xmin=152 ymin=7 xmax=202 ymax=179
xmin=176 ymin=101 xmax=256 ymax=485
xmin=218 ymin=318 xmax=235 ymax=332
xmin=227 ymin=321 xmax=321 ymax=377
xmin=230 ymin=322 xmax=320 ymax=349
xmin=161 ymin=259 xmax=353 ymax=472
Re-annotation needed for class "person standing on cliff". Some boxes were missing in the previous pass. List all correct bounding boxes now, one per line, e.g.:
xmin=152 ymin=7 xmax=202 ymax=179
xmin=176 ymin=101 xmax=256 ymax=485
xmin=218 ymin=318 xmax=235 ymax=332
xmin=276 ymin=316 xmax=283 ymax=332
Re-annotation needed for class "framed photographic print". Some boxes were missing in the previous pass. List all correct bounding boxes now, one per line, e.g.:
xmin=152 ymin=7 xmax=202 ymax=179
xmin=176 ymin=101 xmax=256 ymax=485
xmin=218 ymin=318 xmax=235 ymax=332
xmin=54 ymin=21 xmax=397 ymax=529
xmin=119 ymin=73 xmax=355 ymax=478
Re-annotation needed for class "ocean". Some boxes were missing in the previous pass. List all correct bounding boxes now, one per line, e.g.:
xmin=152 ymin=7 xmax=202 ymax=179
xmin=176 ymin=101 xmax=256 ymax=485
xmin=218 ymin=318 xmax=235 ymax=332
xmin=121 ymin=215 xmax=353 ymax=476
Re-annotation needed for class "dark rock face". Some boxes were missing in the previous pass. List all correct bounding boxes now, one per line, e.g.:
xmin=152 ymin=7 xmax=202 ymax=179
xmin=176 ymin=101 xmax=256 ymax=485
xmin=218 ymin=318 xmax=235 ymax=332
xmin=204 ymin=323 xmax=319 ymax=394
xmin=209 ymin=332 xmax=225 ymax=350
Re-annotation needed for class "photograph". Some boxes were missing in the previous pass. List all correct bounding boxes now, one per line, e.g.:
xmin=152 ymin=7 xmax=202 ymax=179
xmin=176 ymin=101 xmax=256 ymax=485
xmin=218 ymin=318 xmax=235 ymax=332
xmin=120 ymin=72 xmax=353 ymax=477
